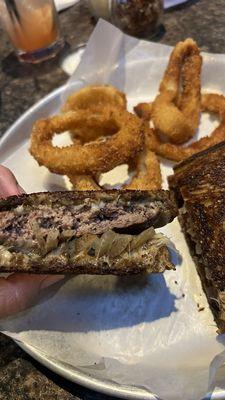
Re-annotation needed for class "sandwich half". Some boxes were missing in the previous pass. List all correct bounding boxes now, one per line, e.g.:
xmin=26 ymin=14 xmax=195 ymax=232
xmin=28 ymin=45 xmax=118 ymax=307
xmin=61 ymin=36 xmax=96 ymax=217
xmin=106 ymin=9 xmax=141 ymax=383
xmin=0 ymin=190 xmax=177 ymax=275
xmin=169 ymin=141 xmax=225 ymax=332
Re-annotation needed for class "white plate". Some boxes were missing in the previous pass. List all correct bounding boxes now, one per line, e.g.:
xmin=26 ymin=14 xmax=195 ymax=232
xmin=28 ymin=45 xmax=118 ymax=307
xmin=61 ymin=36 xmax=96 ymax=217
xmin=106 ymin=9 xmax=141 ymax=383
xmin=1 ymin=57 xmax=225 ymax=400
xmin=16 ymin=340 xmax=225 ymax=400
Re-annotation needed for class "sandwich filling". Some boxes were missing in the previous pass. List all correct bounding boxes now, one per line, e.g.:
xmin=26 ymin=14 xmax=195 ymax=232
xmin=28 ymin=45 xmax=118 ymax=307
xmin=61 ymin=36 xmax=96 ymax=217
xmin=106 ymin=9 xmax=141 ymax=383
xmin=0 ymin=191 xmax=177 ymax=274
xmin=0 ymin=201 xmax=163 ymax=241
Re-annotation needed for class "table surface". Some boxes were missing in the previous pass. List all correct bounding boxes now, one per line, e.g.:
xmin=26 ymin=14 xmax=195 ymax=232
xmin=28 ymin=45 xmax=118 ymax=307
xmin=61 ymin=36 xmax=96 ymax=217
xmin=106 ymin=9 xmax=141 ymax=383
xmin=0 ymin=0 xmax=225 ymax=398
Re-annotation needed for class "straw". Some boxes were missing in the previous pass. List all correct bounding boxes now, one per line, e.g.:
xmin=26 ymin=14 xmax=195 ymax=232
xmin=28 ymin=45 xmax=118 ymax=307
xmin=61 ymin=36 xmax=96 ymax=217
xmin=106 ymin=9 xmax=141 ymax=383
xmin=5 ymin=0 xmax=21 ymax=24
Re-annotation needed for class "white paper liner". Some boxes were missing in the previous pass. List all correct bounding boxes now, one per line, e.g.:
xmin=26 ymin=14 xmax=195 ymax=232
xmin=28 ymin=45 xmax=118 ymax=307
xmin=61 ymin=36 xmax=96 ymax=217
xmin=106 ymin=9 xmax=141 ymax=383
xmin=0 ymin=19 xmax=225 ymax=400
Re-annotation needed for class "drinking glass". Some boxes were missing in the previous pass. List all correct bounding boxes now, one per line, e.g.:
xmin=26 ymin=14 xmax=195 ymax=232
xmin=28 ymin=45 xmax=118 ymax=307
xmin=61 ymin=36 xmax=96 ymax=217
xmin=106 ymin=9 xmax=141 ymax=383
xmin=0 ymin=0 xmax=64 ymax=63
xmin=87 ymin=0 xmax=111 ymax=21
xmin=111 ymin=0 xmax=164 ymax=39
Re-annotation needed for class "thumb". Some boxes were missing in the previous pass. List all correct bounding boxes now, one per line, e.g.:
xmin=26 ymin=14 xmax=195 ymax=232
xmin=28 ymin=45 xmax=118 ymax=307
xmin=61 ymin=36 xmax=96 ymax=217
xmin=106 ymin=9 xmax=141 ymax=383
xmin=0 ymin=274 xmax=64 ymax=318
xmin=0 ymin=165 xmax=24 ymax=197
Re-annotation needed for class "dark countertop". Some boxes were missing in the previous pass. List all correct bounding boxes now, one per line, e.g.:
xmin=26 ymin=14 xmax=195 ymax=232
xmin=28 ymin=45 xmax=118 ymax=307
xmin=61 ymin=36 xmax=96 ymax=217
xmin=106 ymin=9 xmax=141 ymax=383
xmin=0 ymin=0 xmax=225 ymax=398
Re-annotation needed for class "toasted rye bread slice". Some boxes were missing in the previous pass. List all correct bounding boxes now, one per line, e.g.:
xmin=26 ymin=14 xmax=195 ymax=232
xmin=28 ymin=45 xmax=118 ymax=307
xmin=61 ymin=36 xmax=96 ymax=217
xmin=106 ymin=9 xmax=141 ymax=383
xmin=169 ymin=141 xmax=225 ymax=332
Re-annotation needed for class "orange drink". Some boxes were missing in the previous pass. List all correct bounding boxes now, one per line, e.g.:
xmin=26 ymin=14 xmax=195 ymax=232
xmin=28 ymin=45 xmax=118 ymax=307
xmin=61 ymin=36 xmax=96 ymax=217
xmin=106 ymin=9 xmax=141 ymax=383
xmin=0 ymin=0 xmax=64 ymax=63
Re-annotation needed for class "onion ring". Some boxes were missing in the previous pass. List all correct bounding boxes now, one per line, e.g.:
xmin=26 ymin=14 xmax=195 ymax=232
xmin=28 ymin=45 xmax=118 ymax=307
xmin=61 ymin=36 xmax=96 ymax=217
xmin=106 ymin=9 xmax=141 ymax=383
xmin=125 ymin=149 xmax=161 ymax=190
xmin=62 ymin=85 xmax=127 ymax=113
xmin=134 ymin=102 xmax=153 ymax=120
xmin=152 ymin=93 xmax=225 ymax=162
xmin=30 ymin=107 xmax=144 ymax=175
xmin=68 ymin=174 xmax=100 ymax=190
xmin=68 ymin=123 xmax=161 ymax=191
xmin=141 ymin=39 xmax=202 ymax=144
xmin=123 ymin=125 xmax=162 ymax=190
xmin=62 ymin=85 xmax=127 ymax=143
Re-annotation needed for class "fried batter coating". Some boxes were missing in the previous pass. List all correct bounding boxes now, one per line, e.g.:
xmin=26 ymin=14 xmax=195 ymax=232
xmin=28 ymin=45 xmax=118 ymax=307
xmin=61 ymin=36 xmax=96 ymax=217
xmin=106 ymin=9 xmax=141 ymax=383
xmin=152 ymin=39 xmax=202 ymax=144
xmin=62 ymin=85 xmax=127 ymax=143
xmin=153 ymin=93 xmax=225 ymax=161
xmin=30 ymin=108 xmax=144 ymax=176
xmin=135 ymin=39 xmax=202 ymax=144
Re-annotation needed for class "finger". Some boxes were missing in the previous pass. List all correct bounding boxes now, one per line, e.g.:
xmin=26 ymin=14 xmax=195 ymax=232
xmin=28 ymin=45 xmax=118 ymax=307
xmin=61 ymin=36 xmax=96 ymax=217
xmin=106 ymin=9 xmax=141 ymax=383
xmin=0 ymin=274 xmax=64 ymax=318
xmin=0 ymin=165 xmax=25 ymax=197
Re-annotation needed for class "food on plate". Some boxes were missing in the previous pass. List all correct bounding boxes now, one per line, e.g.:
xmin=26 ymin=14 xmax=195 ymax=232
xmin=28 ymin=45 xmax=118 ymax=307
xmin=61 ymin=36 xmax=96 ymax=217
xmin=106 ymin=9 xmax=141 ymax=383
xmin=125 ymin=128 xmax=162 ymax=190
xmin=62 ymin=85 xmax=127 ymax=143
xmin=125 ymin=150 xmax=161 ymax=190
xmin=0 ymin=190 xmax=177 ymax=275
xmin=68 ymin=173 xmax=100 ymax=190
xmin=201 ymin=92 xmax=225 ymax=115
xmin=68 ymin=125 xmax=162 ymax=191
xmin=135 ymin=38 xmax=202 ymax=144
xmin=169 ymin=141 xmax=225 ymax=332
xmin=153 ymin=38 xmax=202 ymax=144
xmin=62 ymin=84 xmax=127 ymax=113
xmin=30 ymin=107 xmax=144 ymax=175
xmin=149 ymin=93 xmax=225 ymax=162
xmin=30 ymin=82 xmax=162 ymax=191
xmin=134 ymin=102 xmax=152 ymax=120
xmin=30 ymin=39 xmax=225 ymax=192
xmin=134 ymin=39 xmax=225 ymax=163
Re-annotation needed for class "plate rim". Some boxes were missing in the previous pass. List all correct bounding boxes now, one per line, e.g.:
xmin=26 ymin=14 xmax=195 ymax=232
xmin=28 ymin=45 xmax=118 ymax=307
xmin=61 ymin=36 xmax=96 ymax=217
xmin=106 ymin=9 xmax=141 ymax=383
xmin=16 ymin=340 xmax=157 ymax=400
xmin=0 ymin=84 xmax=66 ymax=152
xmin=16 ymin=341 xmax=225 ymax=400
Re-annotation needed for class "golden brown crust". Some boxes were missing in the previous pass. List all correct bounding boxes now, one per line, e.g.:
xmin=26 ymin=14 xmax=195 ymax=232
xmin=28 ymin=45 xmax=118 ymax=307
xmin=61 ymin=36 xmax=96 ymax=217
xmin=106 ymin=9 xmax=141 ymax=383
xmin=134 ymin=102 xmax=153 ymax=120
xmin=68 ymin=125 xmax=162 ymax=191
xmin=68 ymin=174 xmax=100 ymax=190
xmin=151 ymin=38 xmax=202 ymax=144
xmin=125 ymin=132 xmax=162 ymax=190
xmin=147 ymin=94 xmax=225 ymax=162
xmin=62 ymin=85 xmax=127 ymax=113
xmin=30 ymin=108 xmax=144 ymax=175
xmin=62 ymin=85 xmax=127 ymax=143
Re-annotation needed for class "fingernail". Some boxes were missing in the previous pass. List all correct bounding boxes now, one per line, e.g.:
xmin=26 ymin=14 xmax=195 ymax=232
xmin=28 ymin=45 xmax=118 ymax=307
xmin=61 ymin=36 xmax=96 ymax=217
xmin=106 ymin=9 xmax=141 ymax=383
xmin=40 ymin=275 xmax=65 ymax=290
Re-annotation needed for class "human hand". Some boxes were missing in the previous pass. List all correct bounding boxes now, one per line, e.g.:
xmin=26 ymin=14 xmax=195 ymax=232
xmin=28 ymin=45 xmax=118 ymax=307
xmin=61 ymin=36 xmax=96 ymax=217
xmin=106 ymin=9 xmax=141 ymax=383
xmin=0 ymin=166 xmax=64 ymax=318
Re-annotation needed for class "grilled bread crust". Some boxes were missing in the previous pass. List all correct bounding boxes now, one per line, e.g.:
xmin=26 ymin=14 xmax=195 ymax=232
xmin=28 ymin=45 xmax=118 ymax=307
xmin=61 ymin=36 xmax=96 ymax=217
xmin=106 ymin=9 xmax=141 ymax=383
xmin=169 ymin=141 xmax=225 ymax=332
